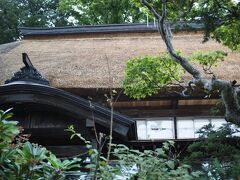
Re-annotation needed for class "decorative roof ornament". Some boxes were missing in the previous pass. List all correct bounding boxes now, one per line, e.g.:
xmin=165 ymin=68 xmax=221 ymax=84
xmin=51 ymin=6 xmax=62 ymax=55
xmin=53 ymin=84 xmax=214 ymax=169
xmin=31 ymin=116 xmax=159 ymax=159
xmin=5 ymin=53 xmax=49 ymax=85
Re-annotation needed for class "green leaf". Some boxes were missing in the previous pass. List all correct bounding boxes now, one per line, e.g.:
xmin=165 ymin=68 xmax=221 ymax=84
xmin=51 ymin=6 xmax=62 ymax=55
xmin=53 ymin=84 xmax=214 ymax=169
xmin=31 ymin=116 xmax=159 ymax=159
xmin=85 ymin=164 xmax=96 ymax=169
xmin=190 ymin=50 xmax=227 ymax=67
xmin=123 ymin=53 xmax=183 ymax=99
xmin=166 ymin=161 xmax=175 ymax=170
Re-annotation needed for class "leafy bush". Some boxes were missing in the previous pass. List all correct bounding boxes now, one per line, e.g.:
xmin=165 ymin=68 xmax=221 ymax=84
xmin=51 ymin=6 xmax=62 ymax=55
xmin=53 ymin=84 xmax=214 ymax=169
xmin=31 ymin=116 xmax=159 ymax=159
xmin=190 ymin=51 xmax=227 ymax=67
xmin=185 ymin=123 xmax=240 ymax=179
xmin=0 ymin=109 xmax=81 ymax=180
xmin=214 ymin=21 xmax=240 ymax=51
xmin=112 ymin=142 xmax=202 ymax=180
xmin=67 ymin=126 xmax=202 ymax=180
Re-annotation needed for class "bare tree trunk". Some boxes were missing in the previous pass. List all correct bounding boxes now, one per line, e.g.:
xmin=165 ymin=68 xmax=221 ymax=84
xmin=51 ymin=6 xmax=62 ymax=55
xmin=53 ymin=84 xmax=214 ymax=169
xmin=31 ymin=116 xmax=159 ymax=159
xmin=140 ymin=0 xmax=240 ymax=126
xmin=105 ymin=55 xmax=114 ymax=163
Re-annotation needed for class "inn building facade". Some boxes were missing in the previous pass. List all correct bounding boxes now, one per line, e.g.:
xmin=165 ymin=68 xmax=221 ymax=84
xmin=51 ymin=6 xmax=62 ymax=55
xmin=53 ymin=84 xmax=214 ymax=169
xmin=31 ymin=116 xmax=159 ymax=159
xmin=0 ymin=23 xmax=239 ymax=156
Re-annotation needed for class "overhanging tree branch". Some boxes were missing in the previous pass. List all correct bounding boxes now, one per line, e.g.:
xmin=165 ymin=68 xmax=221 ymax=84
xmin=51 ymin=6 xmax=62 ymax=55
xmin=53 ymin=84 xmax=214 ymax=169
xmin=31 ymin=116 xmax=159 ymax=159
xmin=173 ymin=0 xmax=195 ymax=22
xmin=140 ymin=0 xmax=240 ymax=126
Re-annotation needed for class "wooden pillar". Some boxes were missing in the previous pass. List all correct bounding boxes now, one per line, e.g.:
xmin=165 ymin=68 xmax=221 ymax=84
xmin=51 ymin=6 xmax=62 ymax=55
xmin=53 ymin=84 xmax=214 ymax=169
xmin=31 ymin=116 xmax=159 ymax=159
xmin=174 ymin=117 xmax=177 ymax=139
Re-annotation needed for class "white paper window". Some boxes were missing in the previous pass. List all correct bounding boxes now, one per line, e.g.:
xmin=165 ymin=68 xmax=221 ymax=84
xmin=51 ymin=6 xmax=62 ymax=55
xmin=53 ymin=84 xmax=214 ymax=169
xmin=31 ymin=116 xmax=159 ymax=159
xmin=146 ymin=120 xmax=174 ymax=139
xmin=194 ymin=119 xmax=210 ymax=138
xmin=137 ymin=121 xmax=147 ymax=140
xmin=210 ymin=118 xmax=226 ymax=130
xmin=136 ymin=118 xmax=174 ymax=140
xmin=137 ymin=116 xmax=232 ymax=140
xmin=177 ymin=117 xmax=229 ymax=139
xmin=177 ymin=119 xmax=195 ymax=139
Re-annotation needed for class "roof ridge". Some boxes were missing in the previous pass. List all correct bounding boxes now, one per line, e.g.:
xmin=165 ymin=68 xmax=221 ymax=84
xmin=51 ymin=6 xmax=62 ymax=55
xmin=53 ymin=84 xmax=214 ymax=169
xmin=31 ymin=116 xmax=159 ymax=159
xmin=19 ymin=22 xmax=204 ymax=37
xmin=19 ymin=23 xmax=151 ymax=30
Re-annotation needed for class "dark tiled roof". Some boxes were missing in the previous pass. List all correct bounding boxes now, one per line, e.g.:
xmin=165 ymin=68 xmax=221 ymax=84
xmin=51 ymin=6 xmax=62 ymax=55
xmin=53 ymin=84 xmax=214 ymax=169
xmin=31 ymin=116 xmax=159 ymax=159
xmin=19 ymin=22 xmax=203 ymax=37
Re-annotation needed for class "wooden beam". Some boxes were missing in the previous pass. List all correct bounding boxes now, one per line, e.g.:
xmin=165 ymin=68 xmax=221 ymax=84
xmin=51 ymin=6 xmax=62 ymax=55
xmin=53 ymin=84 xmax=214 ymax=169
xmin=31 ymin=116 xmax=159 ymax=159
xmin=113 ymin=100 xmax=172 ymax=108
xmin=119 ymin=108 xmax=220 ymax=118
xmin=178 ymin=99 xmax=218 ymax=106
xmin=113 ymin=99 xmax=218 ymax=109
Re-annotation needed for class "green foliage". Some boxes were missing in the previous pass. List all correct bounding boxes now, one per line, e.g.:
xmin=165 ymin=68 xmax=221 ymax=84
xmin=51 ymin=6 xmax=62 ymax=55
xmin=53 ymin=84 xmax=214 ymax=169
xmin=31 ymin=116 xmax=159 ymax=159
xmin=66 ymin=125 xmax=120 ymax=179
xmin=133 ymin=0 xmax=196 ymax=21
xmin=124 ymin=54 xmax=183 ymax=99
xmin=214 ymin=20 xmax=240 ymax=51
xmin=17 ymin=0 xmax=70 ymax=27
xmin=0 ymin=109 xmax=81 ymax=180
xmin=0 ymin=0 xmax=70 ymax=44
xmin=0 ymin=0 xmax=19 ymax=44
xmin=0 ymin=110 xmax=203 ymax=179
xmin=67 ymin=126 xmax=202 ymax=179
xmin=189 ymin=0 xmax=240 ymax=51
xmin=136 ymin=0 xmax=240 ymax=50
xmin=0 ymin=109 xmax=18 ymax=150
xmin=59 ymin=0 xmax=144 ymax=25
xmin=123 ymin=50 xmax=228 ymax=99
xmin=113 ymin=142 xmax=202 ymax=180
xmin=190 ymin=50 xmax=227 ymax=67
xmin=185 ymin=123 xmax=240 ymax=179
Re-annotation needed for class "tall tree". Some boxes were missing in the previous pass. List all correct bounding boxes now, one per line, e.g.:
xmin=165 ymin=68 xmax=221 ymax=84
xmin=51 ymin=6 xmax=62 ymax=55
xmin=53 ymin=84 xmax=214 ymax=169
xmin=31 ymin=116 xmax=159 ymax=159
xmin=59 ymin=0 xmax=145 ymax=25
xmin=0 ymin=0 xmax=19 ymax=44
xmin=124 ymin=0 xmax=240 ymax=126
xmin=18 ymin=0 xmax=70 ymax=27
xmin=189 ymin=0 xmax=240 ymax=50
xmin=141 ymin=0 xmax=240 ymax=125
xmin=132 ymin=0 xmax=240 ymax=50
xmin=0 ymin=0 xmax=70 ymax=44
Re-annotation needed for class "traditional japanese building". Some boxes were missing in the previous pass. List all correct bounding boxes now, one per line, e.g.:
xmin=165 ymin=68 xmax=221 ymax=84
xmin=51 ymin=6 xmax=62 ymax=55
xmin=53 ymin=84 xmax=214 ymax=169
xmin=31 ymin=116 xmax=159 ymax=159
xmin=0 ymin=23 xmax=239 ymax=156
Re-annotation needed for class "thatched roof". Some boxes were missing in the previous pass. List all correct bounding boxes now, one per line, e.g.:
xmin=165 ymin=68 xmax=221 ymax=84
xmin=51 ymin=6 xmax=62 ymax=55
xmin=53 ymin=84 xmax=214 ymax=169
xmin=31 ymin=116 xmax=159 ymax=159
xmin=0 ymin=24 xmax=239 ymax=89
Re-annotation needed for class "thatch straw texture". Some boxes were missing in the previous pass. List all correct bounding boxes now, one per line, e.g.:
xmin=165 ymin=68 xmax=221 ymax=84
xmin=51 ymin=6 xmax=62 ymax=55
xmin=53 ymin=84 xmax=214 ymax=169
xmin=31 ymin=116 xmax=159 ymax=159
xmin=0 ymin=32 xmax=239 ymax=88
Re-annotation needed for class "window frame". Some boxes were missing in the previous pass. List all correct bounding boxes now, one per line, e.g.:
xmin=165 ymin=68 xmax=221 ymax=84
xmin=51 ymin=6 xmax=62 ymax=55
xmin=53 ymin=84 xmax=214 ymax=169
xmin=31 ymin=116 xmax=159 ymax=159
xmin=136 ymin=117 xmax=175 ymax=140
